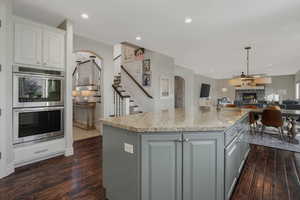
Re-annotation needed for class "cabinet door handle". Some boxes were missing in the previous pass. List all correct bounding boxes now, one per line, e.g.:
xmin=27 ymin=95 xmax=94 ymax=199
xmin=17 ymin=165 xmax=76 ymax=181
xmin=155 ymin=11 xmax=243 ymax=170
xmin=184 ymin=138 xmax=189 ymax=142
xmin=175 ymin=139 xmax=183 ymax=142
xmin=34 ymin=149 xmax=48 ymax=154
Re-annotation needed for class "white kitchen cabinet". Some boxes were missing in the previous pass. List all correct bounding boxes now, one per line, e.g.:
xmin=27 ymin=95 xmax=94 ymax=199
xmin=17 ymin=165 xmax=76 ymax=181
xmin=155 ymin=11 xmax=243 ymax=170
xmin=14 ymin=138 xmax=65 ymax=167
xmin=13 ymin=17 xmax=65 ymax=70
xmin=14 ymin=20 xmax=42 ymax=66
xmin=43 ymin=29 xmax=65 ymax=68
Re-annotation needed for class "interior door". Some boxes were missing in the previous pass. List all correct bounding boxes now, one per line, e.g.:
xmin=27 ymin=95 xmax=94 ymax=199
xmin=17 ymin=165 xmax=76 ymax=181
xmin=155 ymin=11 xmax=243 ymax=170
xmin=43 ymin=30 xmax=65 ymax=69
xmin=141 ymin=134 xmax=182 ymax=200
xmin=14 ymin=20 xmax=42 ymax=66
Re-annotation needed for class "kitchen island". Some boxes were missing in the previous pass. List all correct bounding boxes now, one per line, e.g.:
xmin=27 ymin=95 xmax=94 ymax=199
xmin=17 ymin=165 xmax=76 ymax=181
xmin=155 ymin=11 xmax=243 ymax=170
xmin=101 ymin=108 xmax=250 ymax=200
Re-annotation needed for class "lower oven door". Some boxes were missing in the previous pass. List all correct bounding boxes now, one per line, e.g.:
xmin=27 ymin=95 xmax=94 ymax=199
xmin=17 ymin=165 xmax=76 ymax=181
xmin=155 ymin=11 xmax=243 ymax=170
xmin=13 ymin=107 xmax=64 ymax=145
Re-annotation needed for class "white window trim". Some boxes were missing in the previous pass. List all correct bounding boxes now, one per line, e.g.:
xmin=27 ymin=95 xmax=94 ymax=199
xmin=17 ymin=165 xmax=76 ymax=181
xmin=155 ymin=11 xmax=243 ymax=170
xmin=296 ymin=82 xmax=300 ymax=99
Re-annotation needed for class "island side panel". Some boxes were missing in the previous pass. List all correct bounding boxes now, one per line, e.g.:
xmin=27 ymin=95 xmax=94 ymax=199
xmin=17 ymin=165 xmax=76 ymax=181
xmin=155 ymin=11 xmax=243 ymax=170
xmin=103 ymin=125 xmax=141 ymax=200
xmin=182 ymin=132 xmax=225 ymax=200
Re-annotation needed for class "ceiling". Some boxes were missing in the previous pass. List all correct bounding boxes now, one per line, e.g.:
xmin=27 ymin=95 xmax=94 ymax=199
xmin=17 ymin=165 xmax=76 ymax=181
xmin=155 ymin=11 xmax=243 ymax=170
xmin=13 ymin=0 xmax=300 ymax=79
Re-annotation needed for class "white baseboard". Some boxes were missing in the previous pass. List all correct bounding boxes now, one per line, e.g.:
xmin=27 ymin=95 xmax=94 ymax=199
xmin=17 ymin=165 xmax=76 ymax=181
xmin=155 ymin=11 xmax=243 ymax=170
xmin=64 ymin=147 xmax=74 ymax=156
xmin=0 ymin=162 xmax=15 ymax=179
xmin=6 ymin=162 xmax=14 ymax=175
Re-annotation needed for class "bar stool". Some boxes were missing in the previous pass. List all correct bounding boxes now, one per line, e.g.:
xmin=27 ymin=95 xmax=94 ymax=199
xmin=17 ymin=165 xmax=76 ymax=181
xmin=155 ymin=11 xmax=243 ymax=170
xmin=225 ymin=104 xmax=237 ymax=108
xmin=287 ymin=117 xmax=297 ymax=143
xmin=261 ymin=109 xmax=285 ymax=140
xmin=242 ymin=105 xmax=259 ymax=133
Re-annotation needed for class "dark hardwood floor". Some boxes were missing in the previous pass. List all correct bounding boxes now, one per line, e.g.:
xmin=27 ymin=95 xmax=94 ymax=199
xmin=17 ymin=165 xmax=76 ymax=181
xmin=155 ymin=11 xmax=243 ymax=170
xmin=0 ymin=137 xmax=299 ymax=200
xmin=0 ymin=137 xmax=104 ymax=200
xmin=231 ymin=145 xmax=300 ymax=200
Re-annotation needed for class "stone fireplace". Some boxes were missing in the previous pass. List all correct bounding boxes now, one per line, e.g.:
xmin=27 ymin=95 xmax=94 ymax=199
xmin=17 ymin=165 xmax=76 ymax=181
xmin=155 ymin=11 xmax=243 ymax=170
xmin=235 ymin=89 xmax=265 ymax=103
xmin=243 ymin=93 xmax=257 ymax=102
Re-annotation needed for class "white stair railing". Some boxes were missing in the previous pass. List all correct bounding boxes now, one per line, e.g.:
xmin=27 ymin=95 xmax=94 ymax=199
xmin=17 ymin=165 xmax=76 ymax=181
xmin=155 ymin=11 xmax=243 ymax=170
xmin=112 ymin=85 xmax=130 ymax=116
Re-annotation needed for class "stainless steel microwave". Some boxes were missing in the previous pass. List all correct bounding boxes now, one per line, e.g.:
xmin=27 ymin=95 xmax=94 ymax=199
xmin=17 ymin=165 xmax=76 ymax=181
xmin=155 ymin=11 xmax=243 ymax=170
xmin=13 ymin=106 xmax=64 ymax=145
xmin=13 ymin=65 xmax=65 ymax=108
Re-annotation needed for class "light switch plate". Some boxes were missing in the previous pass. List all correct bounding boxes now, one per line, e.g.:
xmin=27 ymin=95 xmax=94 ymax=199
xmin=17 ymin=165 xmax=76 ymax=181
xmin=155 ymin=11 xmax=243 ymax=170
xmin=124 ymin=143 xmax=134 ymax=154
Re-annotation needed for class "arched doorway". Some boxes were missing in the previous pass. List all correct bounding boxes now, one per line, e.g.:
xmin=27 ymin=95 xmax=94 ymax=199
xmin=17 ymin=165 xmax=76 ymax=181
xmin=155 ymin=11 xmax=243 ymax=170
xmin=174 ymin=76 xmax=185 ymax=108
xmin=72 ymin=50 xmax=103 ymax=141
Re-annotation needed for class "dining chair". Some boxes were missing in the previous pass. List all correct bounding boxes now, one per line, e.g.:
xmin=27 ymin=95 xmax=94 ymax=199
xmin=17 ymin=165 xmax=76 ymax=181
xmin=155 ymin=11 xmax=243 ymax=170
xmin=261 ymin=109 xmax=285 ymax=140
xmin=266 ymin=105 xmax=281 ymax=111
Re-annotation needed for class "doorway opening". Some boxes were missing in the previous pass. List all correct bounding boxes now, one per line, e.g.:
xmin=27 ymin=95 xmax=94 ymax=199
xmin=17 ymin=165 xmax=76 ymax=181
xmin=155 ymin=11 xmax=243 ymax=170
xmin=174 ymin=76 xmax=185 ymax=108
xmin=72 ymin=51 xmax=103 ymax=141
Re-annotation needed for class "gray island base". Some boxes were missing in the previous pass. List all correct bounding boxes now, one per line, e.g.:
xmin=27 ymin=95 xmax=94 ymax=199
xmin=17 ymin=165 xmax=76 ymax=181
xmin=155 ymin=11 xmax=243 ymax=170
xmin=102 ymin=108 xmax=250 ymax=200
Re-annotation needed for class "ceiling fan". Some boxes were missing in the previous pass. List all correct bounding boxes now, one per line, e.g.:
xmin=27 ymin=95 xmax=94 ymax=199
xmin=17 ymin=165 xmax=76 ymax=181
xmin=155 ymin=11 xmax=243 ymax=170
xmin=229 ymin=46 xmax=272 ymax=87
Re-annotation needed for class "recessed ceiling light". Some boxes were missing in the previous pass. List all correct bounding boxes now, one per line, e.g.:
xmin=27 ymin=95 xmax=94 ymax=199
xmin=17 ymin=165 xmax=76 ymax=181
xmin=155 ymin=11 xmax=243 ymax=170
xmin=185 ymin=17 xmax=192 ymax=24
xmin=136 ymin=36 xmax=142 ymax=41
xmin=81 ymin=13 xmax=89 ymax=19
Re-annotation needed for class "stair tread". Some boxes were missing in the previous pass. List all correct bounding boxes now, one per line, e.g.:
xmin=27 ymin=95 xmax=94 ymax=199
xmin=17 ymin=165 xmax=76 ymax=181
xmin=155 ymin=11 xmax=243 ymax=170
xmin=131 ymin=105 xmax=138 ymax=108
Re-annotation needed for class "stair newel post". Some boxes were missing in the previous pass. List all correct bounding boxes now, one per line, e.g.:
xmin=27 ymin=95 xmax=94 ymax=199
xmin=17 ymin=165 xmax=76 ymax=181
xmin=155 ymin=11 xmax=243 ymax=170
xmin=121 ymin=98 xmax=124 ymax=116
xmin=116 ymin=93 xmax=118 ymax=116
xmin=113 ymin=90 xmax=116 ymax=116
xmin=118 ymin=95 xmax=121 ymax=116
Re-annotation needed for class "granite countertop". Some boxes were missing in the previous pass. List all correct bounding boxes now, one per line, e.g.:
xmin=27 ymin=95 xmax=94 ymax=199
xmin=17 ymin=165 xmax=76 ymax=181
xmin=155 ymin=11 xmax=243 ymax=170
xmin=101 ymin=107 xmax=248 ymax=133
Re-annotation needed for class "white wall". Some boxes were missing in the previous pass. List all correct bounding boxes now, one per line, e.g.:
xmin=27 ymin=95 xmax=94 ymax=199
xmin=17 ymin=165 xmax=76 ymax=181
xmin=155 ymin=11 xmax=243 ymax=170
xmin=175 ymin=65 xmax=195 ymax=111
xmin=296 ymin=70 xmax=300 ymax=83
xmin=215 ymin=79 xmax=236 ymax=101
xmin=265 ymin=74 xmax=296 ymax=100
xmin=152 ymin=52 xmax=175 ymax=111
xmin=73 ymin=35 xmax=114 ymax=119
xmin=122 ymin=48 xmax=175 ymax=112
xmin=194 ymin=74 xmax=217 ymax=106
xmin=215 ymin=74 xmax=297 ymax=101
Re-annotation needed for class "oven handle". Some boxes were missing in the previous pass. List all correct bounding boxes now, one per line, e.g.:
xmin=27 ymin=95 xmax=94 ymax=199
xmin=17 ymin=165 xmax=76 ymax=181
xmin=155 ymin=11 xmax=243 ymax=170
xmin=13 ymin=73 xmax=65 ymax=80
xmin=13 ymin=106 xmax=64 ymax=113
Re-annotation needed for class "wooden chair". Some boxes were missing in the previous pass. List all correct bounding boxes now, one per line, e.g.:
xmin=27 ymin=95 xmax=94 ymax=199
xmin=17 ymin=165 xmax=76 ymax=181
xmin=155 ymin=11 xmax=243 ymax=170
xmin=261 ymin=109 xmax=285 ymax=140
xmin=266 ymin=105 xmax=281 ymax=111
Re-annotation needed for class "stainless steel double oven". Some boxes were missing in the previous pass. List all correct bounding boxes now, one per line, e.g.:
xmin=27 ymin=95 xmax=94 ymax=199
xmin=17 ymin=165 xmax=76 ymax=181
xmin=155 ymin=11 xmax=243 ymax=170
xmin=13 ymin=66 xmax=65 ymax=145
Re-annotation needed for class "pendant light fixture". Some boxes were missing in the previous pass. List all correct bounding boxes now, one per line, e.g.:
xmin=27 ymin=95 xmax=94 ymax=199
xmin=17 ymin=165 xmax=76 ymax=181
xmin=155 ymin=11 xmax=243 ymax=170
xmin=229 ymin=46 xmax=272 ymax=87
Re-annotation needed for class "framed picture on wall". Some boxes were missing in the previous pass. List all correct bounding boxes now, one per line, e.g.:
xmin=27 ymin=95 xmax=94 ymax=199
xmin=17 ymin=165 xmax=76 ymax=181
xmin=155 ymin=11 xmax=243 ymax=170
xmin=142 ymin=59 xmax=151 ymax=86
xmin=160 ymin=76 xmax=170 ymax=98
xmin=135 ymin=48 xmax=145 ymax=61
xmin=123 ymin=45 xmax=136 ymax=63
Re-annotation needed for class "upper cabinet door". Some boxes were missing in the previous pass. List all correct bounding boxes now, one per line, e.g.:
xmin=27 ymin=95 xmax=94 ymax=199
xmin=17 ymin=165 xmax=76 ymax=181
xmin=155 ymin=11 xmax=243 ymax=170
xmin=43 ymin=30 xmax=65 ymax=69
xmin=14 ymin=22 xmax=42 ymax=66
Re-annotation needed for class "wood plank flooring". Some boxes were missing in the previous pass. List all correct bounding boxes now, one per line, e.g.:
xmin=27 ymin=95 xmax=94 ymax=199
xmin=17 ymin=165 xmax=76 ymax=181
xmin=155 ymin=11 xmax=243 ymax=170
xmin=231 ymin=145 xmax=300 ymax=200
xmin=0 ymin=137 xmax=104 ymax=200
xmin=0 ymin=137 xmax=299 ymax=200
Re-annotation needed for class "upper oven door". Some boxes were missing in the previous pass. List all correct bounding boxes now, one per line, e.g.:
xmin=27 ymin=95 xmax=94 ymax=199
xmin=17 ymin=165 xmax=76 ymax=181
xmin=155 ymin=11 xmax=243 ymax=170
xmin=13 ymin=73 xmax=64 ymax=108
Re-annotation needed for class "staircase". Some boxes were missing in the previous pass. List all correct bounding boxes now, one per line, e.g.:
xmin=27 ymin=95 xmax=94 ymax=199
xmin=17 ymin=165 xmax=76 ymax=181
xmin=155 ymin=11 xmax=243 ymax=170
xmin=111 ymin=74 xmax=143 ymax=117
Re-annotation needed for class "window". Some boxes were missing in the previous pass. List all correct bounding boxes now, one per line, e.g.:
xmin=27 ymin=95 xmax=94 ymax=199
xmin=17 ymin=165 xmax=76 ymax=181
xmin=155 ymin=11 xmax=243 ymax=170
xmin=296 ymin=82 xmax=300 ymax=99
